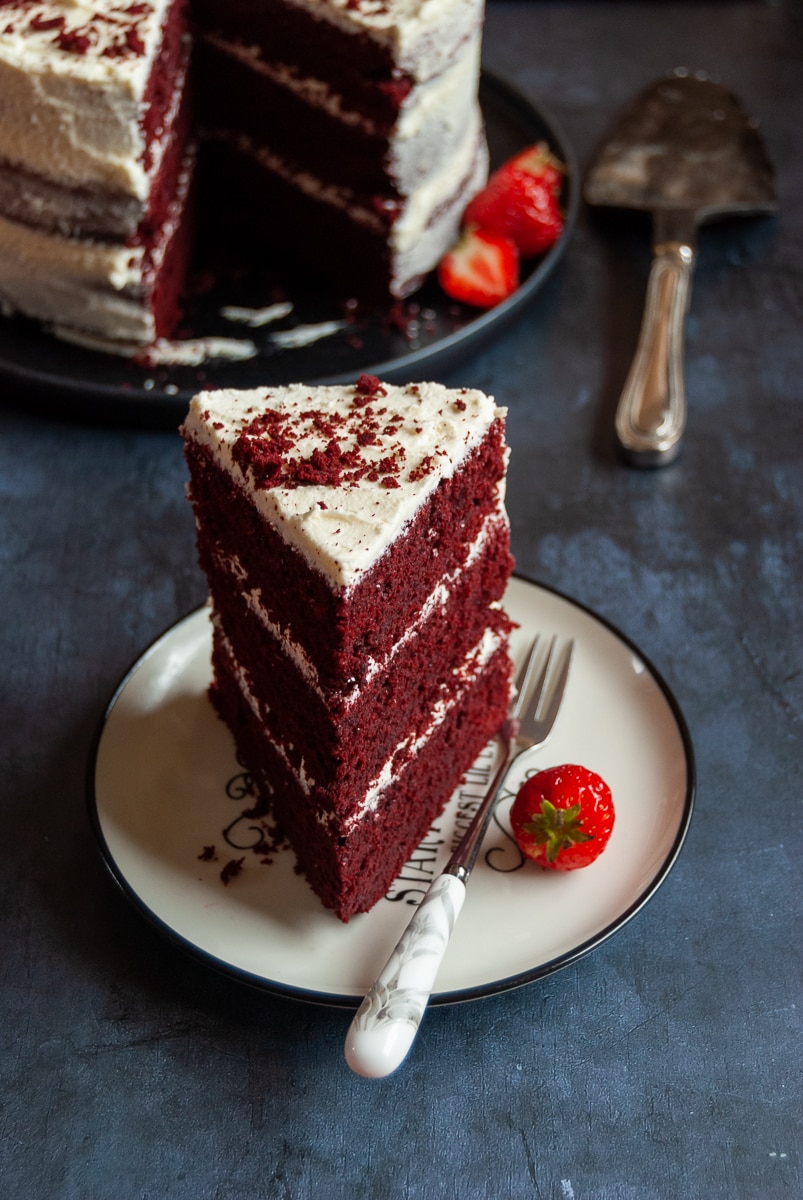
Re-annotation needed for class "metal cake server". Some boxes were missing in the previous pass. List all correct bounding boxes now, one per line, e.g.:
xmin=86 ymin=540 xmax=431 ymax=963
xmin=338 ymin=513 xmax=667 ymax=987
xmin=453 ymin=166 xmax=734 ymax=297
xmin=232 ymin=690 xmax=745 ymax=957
xmin=344 ymin=635 xmax=573 ymax=1079
xmin=584 ymin=71 xmax=777 ymax=466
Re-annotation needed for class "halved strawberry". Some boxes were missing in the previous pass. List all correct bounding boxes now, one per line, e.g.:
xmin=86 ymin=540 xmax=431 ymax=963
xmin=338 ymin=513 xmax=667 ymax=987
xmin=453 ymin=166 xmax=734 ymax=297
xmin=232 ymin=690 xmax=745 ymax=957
xmin=437 ymin=228 xmax=519 ymax=309
xmin=464 ymin=141 xmax=566 ymax=258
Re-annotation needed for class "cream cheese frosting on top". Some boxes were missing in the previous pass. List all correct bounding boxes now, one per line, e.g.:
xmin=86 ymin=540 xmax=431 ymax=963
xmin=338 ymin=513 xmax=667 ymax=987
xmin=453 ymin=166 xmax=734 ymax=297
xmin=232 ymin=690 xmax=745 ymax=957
xmin=183 ymin=379 xmax=506 ymax=590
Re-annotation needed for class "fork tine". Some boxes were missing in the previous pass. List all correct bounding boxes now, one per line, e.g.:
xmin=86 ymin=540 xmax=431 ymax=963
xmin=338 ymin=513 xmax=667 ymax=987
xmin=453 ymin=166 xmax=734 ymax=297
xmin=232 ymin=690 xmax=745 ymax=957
xmin=535 ymin=638 xmax=574 ymax=735
xmin=516 ymin=633 xmax=554 ymax=715
xmin=442 ymin=632 xmax=572 ymax=882
xmin=514 ymin=635 xmax=574 ymax=745
xmin=516 ymin=634 xmax=557 ymax=726
xmin=511 ymin=635 xmax=541 ymax=717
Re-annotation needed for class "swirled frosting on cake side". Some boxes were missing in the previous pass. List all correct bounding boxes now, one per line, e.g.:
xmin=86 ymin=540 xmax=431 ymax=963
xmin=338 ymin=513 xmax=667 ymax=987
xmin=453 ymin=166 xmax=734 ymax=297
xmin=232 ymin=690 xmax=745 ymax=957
xmin=0 ymin=0 xmax=174 ymax=198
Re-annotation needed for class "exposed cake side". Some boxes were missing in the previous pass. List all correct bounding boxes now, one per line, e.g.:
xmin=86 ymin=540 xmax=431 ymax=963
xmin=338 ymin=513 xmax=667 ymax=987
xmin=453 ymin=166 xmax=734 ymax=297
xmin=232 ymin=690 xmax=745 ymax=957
xmin=0 ymin=0 xmax=488 ymax=346
xmin=197 ymin=502 xmax=513 ymax=808
xmin=209 ymin=614 xmax=513 ymax=919
xmin=206 ymin=500 xmax=511 ymax=704
xmin=193 ymin=0 xmax=488 ymax=297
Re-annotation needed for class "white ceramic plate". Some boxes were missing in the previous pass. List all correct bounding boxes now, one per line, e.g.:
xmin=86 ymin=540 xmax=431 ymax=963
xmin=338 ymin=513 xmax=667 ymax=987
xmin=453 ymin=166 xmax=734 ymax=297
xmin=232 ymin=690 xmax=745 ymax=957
xmin=88 ymin=577 xmax=694 ymax=1007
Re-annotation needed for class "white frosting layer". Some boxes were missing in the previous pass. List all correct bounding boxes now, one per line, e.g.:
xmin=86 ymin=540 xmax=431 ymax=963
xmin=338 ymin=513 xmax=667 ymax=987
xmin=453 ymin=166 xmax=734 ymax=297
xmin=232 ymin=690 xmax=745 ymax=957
xmin=184 ymin=381 xmax=506 ymax=590
xmin=0 ymin=209 xmax=156 ymax=342
xmin=0 ymin=0 xmax=174 ymax=199
xmin=390 ymin=123 xmax=486 ymax=291
xmin=391 ymin=31 xmax=483 ymax=188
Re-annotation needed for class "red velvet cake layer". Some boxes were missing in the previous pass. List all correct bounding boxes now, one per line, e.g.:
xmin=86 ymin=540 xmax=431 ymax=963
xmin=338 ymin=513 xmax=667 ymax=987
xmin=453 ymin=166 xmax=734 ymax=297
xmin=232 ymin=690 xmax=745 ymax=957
xmin=193 ymin=37 xmax=402 ymax=196
xmin=201 ymin=520 xmax=513 ymax=808
xmin=184 ymin=415 xmax=509 ymax=690
xmin=192 ymin=0 xmax=408 ymax=114
xmin=129 ymin=26 xmax=196 ymax=337
xmin=193 ymin=139 xmax=403 ymax=299
xmin=141 ymin=140 xmax=196 ymax=340
xmin=137 ymin=49 xmax=194 ymax=244
xmin=210 ymin=622 xmax=513 ymax=920
xmin=141 ymin=0 xmax=192 ymax=174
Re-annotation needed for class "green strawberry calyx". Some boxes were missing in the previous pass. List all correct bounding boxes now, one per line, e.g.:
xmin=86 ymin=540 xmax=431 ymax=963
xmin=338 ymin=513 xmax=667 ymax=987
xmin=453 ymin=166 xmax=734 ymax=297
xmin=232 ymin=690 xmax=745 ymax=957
xmin=522 ymin=799 xmax=593 ymax=863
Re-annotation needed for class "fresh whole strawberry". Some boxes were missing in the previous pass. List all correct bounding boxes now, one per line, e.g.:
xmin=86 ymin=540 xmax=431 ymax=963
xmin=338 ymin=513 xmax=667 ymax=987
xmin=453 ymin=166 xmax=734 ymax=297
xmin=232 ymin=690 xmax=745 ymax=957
xmin=437 ymin=227 xmax=519 ymax=309
xmin=510 ymin=764 xmax=614 ymax=870
xmin=464 ymin=142 xmax=566 ymax=258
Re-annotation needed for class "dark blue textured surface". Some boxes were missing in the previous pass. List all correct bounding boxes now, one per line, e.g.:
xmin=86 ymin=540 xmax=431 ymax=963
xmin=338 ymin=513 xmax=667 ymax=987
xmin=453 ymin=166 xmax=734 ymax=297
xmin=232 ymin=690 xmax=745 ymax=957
xmin=1 ymin=4 xmax=800 ymax=1197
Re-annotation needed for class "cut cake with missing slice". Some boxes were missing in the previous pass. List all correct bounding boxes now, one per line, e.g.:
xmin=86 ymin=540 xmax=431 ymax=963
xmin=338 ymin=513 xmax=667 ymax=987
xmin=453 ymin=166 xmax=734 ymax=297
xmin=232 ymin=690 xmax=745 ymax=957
xmin=0 ymin=0 xmax=488 ymax=353
xmin=181 ymin=375 xmax=515 ymax=921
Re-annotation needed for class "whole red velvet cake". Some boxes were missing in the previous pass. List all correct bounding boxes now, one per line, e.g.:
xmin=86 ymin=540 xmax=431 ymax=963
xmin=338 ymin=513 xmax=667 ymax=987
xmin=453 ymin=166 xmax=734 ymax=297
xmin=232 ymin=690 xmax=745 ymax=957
xmin=182 ymin=375 xmax=515 ymax=920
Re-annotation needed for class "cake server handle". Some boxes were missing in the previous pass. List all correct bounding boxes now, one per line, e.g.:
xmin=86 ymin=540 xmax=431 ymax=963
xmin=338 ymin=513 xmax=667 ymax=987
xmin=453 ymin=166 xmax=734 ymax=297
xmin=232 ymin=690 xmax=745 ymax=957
xmin=344 ymin=739 xmax=515 ymax=1079
xmin=614 ymin=229 xmax=695 ymax=466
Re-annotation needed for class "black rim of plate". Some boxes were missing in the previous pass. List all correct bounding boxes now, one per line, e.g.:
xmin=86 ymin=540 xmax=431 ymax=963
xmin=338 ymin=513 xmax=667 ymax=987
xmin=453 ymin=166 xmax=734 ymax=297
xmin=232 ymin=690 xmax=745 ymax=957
xmin=86 ymin=575 xmax=696 ymax=1010
xmin=0 ymin=73 xmax=579 ymax=428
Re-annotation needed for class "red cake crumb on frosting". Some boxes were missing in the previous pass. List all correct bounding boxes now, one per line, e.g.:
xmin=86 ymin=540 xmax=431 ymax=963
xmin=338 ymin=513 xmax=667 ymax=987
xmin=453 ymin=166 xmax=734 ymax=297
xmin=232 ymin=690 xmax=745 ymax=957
xmin=182 ymin=379 xmax=515 ymax=921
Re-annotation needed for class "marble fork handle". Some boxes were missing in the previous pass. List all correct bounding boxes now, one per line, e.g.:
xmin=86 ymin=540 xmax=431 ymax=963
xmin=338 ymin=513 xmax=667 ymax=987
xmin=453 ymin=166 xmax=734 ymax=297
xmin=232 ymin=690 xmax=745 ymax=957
xmin=344 ymin=872 xmax=467 ymax=1079
xmin=615 ymin=238 xmax=695 ymax=467
xmin=344 ymin=733 xmax=517 ymax=1079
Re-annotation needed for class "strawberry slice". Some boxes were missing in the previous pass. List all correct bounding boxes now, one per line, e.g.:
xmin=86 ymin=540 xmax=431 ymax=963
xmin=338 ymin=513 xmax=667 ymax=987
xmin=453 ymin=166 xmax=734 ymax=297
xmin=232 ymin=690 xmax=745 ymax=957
xmin=437 ymin=228 xmax=519 ymax=309
xmin=464 ymin=141 xmax=566 ymax=258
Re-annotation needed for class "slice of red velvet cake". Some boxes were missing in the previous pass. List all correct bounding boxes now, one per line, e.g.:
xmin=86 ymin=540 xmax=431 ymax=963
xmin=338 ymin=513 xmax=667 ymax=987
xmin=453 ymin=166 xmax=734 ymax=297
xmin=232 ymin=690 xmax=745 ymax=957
xmin=0 ymin=0 xmax=195 ymax=350
xmin=182 ymin=375 xmax=515 ymax=921
xmin=191 ymin=0 xmax=489 ymax=299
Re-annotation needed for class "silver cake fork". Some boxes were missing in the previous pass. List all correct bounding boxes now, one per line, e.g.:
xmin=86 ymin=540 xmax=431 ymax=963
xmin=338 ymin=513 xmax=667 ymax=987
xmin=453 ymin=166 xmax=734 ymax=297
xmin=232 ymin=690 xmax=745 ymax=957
xmin=345 ymin=634 xmax=574 ymax=1078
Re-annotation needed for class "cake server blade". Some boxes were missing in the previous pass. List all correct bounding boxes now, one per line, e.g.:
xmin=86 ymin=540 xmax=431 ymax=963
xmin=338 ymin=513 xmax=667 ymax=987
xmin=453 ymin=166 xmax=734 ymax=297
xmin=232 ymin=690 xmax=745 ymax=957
xmin=584 ymin=71 xmax=777 ymax=466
